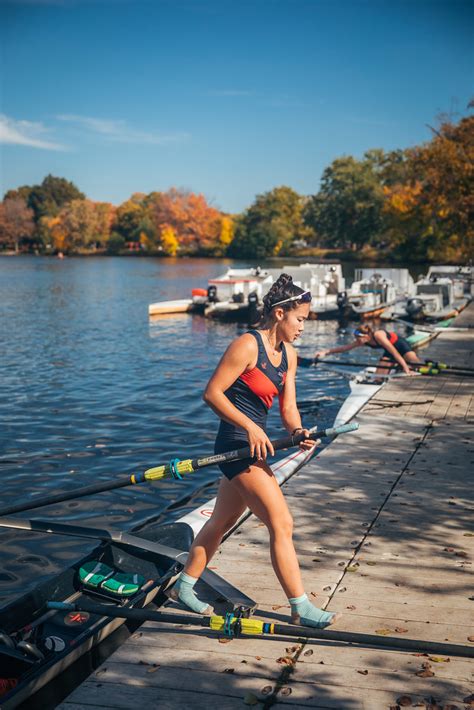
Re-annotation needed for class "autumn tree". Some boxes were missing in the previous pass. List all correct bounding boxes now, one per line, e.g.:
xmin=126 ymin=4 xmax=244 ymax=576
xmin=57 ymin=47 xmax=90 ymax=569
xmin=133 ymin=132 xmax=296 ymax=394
xmin=160 ymin=226 xmax=179 ymax=256
xmin=148 ymin=189 xmax=221 ymax=253
xmin=406 ymin=113 xmax=474 ymax=260
xmin=0 ymin=197 xmax=35 ymax=251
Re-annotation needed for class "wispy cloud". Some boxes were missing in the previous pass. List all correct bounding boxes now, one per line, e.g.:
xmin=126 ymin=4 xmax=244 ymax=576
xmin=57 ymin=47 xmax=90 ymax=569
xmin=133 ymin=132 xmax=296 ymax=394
xmin=0 ymin=114 xmax=66 ymax=150
xmin=57 ymin=114 xmax=189 ymax=145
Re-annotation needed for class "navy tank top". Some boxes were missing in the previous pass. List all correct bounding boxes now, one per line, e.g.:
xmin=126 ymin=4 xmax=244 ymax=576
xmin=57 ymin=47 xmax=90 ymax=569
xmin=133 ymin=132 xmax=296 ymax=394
xmin=216 ymin=330 xmax=288 ymax=444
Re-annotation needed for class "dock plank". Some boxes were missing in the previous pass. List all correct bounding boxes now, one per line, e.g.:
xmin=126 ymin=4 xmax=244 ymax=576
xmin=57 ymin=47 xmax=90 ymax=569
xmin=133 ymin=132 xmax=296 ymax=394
xmin=58 ymin=305 xmax=474 ymax=710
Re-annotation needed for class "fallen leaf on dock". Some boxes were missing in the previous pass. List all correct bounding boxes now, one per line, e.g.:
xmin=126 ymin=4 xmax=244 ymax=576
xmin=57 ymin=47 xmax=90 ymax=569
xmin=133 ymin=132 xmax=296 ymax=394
xmin=280 ymin=687 xmax=292 ymax=696
xmin=303 ymin=649 xmax=313 ymax=656
xmin=357 ymin=669 xmax=368 ymax=675
xmin=255 ymin=656 xmax=262 ymax=660
xmin=395 ymin=627 xmax=408 ymax=633
xmin=428 ymin=655 xmax=450 ymax=662
xmin=346 ymin=605 xmax=356 ymax=610
xmin=146 ymin=664 xmax=160 ymax=673
xmin=415 ymin=668 xmax=434 ymax=677
xmin=346 ymin=565 xmax=359 ymax=572
xmin=375 ymin=628 xmax=392 ymax=636
xmin=218 ymin=637 xmax=231 ymax=644
xmin=272 ymin=604 xmax=285 ymax=610
xmin=243 ymin=692 xmax=259 ymax=705
xmin=468 ymin=636 xmax=474 ymax=642
xmin=366 ymin=561 xmax=377 ymax=565
xmin=260 ymin=686 xmax=272 ymax=696
xmin=276 ymin=656 xmax=294 ymax=666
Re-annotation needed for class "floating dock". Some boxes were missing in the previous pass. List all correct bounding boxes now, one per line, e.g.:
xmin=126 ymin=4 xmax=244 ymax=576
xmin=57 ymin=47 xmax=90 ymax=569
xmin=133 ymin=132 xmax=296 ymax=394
xmin=58 ymin=305 xmax=473 ymax=710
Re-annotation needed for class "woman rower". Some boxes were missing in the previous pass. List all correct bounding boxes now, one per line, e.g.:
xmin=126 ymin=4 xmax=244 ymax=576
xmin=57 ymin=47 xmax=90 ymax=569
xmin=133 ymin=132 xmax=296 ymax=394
xmin=169 ymin=274 xmax=339 ymax=629
xmin=315 ymin=324 xmax=422 ymax=375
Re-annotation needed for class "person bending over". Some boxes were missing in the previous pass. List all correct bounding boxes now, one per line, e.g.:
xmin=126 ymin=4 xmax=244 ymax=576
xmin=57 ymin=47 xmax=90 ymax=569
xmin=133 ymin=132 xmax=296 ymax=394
xmin=315 ymin=324 xmax=422 ymax=375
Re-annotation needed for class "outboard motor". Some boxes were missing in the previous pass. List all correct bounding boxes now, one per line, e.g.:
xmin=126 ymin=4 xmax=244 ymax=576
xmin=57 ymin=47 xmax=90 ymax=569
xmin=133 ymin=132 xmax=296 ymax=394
xmin=406 ymin=297 xmax=424 ymax=319
xmin=337 ymin=291 xmax=348 ymax=310
xmin=248 ymin=291 xmax=260 ymax=326
xmin=207 ymin=284 xmax=218 ymax=303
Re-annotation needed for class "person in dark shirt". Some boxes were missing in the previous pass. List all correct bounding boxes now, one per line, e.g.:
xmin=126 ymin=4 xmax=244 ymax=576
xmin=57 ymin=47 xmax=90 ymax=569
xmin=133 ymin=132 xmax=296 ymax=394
xmin=315 ymin=324 xmax=422 ymax=375
xmin=169 ymin=274 xmax=340 ymax=629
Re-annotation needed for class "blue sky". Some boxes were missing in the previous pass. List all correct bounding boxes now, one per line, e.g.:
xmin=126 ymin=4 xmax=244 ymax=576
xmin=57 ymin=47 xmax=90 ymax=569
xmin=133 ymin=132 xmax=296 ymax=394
xmin=1 ymin=0 xmax=473 ymax=213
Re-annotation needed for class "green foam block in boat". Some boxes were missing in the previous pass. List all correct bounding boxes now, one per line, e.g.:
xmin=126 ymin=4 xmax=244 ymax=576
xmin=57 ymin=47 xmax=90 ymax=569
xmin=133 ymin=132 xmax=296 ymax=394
xmin=78 ymin=561 xmax=114 ymax=589
xmin=100 ymin=572 xmax=146 ymax=597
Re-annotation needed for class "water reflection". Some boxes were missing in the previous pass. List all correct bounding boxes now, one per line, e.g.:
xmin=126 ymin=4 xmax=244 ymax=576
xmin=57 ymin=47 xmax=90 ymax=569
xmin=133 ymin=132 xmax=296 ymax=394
xmin=0 ymin=256 xmax=390 ymax=608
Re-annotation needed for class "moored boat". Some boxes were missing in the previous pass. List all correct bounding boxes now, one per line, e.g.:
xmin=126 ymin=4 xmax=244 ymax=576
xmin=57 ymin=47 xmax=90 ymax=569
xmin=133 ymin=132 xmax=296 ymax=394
xmin=347 ymin=270 xmax=398 ymax=319
xmin=0 ymin=425 xmax=323 ymax=708
xmin=266 ymin=263 xmax=348 ymax=319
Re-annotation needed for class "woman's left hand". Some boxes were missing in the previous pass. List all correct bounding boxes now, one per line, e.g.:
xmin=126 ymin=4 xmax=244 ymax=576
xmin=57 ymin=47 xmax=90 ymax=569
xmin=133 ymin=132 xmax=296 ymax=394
xmin=298 ymin=429 xmax=319 ymax=450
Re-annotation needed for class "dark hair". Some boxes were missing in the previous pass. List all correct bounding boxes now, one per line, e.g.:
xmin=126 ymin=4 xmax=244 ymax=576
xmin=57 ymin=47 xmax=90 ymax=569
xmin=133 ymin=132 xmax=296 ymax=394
xmin=260 ymin=273 xmax=306 ymax=324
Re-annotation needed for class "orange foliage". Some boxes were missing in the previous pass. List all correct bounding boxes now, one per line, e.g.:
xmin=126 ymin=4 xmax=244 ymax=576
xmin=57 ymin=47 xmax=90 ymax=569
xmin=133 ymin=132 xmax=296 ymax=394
xmin=382 ymin=181 xmax=423 ymax=215
xmin=149 ymin=189 xmax=221 ymax=252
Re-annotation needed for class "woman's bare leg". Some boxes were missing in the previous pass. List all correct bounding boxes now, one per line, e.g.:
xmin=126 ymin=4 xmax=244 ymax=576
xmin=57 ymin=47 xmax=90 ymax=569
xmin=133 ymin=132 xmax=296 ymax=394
xmin=230 ymin=462 xmax=339 ymax=628
xmin=405 ymin=350 xmax=423 ymax=364
xmin=184 ymin=475 xmax=247 ymax=578
xmin=229 ymin=462 xmax=304 ymax=599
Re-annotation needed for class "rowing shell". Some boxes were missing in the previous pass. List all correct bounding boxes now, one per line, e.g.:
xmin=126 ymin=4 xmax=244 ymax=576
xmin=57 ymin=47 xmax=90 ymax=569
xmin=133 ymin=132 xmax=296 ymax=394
xmin=0 ymin=427 xmax=322 ymax=708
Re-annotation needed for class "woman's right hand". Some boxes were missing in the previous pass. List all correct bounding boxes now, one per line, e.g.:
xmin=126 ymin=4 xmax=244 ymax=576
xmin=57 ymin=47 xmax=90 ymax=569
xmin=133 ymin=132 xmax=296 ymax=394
xmin=246 ymin=421 xmax=275 ymax=460
xmin=314 ymin=349 xmax=329 ymax=359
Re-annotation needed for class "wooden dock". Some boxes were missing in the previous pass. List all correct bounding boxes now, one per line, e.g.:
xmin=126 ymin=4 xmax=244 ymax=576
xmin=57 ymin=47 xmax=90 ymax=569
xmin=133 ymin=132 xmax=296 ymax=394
xmin=58 ymin=306 xmax=474 ymax=710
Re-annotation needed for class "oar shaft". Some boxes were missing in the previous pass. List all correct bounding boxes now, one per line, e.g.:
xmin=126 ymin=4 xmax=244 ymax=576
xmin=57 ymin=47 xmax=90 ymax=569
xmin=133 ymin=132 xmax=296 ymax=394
xmin=0 ymin=423 xmax=359 ymax=517
xmin=188 ymin=422 xmax=358 ymax=473
xmin=48 ymin=601 xmax=211 ymax=628
xmin=300 ymin=356 xmax=474 ymax=376
xmin=0 ymin=478 xmax=132 ymax=517
xmin=48 ymin=601 xmax=473 ymax=658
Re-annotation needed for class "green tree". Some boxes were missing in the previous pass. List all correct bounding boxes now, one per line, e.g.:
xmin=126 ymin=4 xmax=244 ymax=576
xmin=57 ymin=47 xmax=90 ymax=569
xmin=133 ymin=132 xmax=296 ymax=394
xmin=59 ymin=199 xmax=100 ymax=250
xmin=114 ymin=198 xmax=146 ymax=243
xmin=24 ymin=175 xmax=85 ymax=222
xmin=228 ymin=186 xmax=307 ymax=258
xmin=304 ymin=156 xmax=384 ymax=249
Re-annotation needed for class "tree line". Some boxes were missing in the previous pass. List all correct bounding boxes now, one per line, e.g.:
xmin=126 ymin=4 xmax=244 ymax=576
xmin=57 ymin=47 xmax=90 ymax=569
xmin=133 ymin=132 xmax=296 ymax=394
xmin=1 ymin=109 xmax=472 ymax=262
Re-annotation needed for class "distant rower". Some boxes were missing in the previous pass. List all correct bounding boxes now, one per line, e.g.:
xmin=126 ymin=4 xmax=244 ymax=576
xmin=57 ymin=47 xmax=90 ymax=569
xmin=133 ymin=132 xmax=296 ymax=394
xmin=315 ymin=324 xmax=422 ymax=375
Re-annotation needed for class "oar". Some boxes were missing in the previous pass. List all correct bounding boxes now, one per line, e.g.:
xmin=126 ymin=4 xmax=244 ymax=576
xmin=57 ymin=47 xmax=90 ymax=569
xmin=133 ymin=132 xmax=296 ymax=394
xmin=48 ymin=600 xmax=474 ymax=659
xmin=0 ymin=422 xmax=358 ymax=518
xmin=298 ymin=356 xmax=474 ymax=377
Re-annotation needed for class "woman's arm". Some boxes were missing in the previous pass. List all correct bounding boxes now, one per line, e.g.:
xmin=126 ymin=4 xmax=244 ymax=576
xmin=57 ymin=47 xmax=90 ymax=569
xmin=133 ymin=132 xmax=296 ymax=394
xmin=279 ymin=346 xmax=316 ymax=450
xmin=374 ymin=331 xmax=412 ymax=373
xmin=203 ymin=334 xmax=275 ymax=459
xmin=315 ymin=341 xmax=361 ymax=358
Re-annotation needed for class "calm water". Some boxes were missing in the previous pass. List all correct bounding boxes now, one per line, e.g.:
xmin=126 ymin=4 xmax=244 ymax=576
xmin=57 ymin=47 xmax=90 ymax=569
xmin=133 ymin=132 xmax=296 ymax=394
xmin=0 ymin=256 xmax=389 ymax=608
